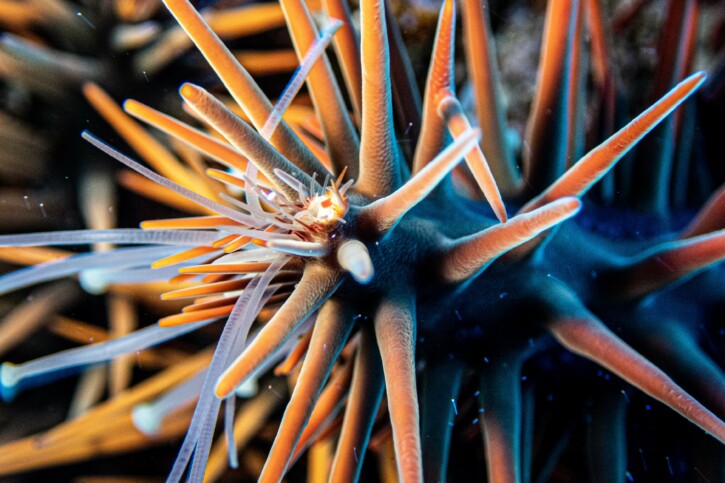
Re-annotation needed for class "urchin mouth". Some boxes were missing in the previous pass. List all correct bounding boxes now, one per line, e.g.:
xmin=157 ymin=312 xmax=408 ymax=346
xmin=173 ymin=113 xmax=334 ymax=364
xmin=299 ymin=180 xmax=350 ymax=227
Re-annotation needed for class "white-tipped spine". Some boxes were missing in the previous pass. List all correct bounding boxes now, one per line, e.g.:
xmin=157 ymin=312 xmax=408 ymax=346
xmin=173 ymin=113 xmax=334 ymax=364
xmin=0 ymin=245 xmax=181 ymax=296
xmin=82 ymin=131 xmax=263 ymax=228
xmin=1 ymin=320 xmax=213 ymax=394
xmin=337 ymin=240 xmax=374 ymax=284
xmin=0 ymin=229 xmax=220 ymax=247
xmin=1 ymin=363 xmax=18 ymax=391
xmin=79 ymin=265 xmax=184 ymax=295
xmin=132 ymin=369 xmax=206 ymax=436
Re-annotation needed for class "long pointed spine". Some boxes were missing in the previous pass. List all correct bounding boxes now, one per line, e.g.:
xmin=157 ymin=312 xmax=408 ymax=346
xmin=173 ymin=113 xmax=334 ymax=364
xmin=627 ymin=321 xmax=725 ymax=417
xmin=384 ymin=0 xmax=422 ymax=157
xmin=179 ymin=83 xmax=312 ymax=201
xmin=321 ymin=0 xmax=363 ymax=124
xmin=355 ymin=0 xmax=403 ymax=198
xmin=548 ymin=314 xmax=725 ymax=442
xmin=374 ymin=292 xmax=422 ymax=482
xmin=608 ymin=228 xmax=725 ymax=300
xmin=420 ymin=358 xmax=464 ymax=483
xmin=123 ymin=99 xmax=252 ymax=175
xmin=82 ymin=83 xmax=201 ymax=195
xmin=330 ymin=327 xmax=385 ymax=482
xmin=479 ymin=358 xmax=523 ymax=483
xmin=585 ymin=0 xmax=618 ymax=202
xmin=522 ymin=0 xmax=578 ymax=195
xmin=215 ymin=266 xmax=342 ymax=398
xmin=460 ymin=0 xmax=520 ymax=197
xmin=565 ymin=1 xmax=586 ymax=167
xmin=439 ymin=198 xmax=581 ymax=283
xmin=586 ymin=0 xmax=616 ymax=106
xmin=680 ymin=184 xmax=725 ymax=238
xmin=360 ymin=129 xmax=481 ymax=234
xmin=412 ymin=0 xmax=456 ymax=173
xmin=632 ymin=0 xmax=699 ymax=213
xmin=81 ymin=132 xmax=256 ymax=226
xmin=260 ymin=299 xmax=354 ymax=481
xmin=161 ymin=0 xmax=325 ymax=178
xmin=279 ymin=0 xmax=360 ymax=177
xmin=438 ymin=93 xmax=508 ymax=222
xmin=521 ymin=72 xmax=706 ymax=214
xmin=651 ymin=0 xmax=700 ymax=105
xmin=292 ymin=359 xmax=355 ymax=462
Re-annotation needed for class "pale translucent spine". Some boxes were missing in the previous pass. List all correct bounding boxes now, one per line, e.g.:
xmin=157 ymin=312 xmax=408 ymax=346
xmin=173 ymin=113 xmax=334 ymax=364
xmin=1 ymin=320 xmax=214 ymax=393
xmin=82 ymin=131 xmax=263 ymax=228
xmin=79 ymin=265 xmax=187 ymax=295
xmin=218 ymin=225 xmax=298 ymax=242
xmin=132 ymin=369 xmax=207 ymax=435
xmin=167 ymin=257 xmax=289 ymax=482
xmin=213 ymin=249 xmax=282 ymax=265
xmin=0 ymin=229 xmax=221 ymax=247
xmin=258 ymin=19 xmax=343 ymax=140
xmin=0 ymin=245 xmax=181 ymax=296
